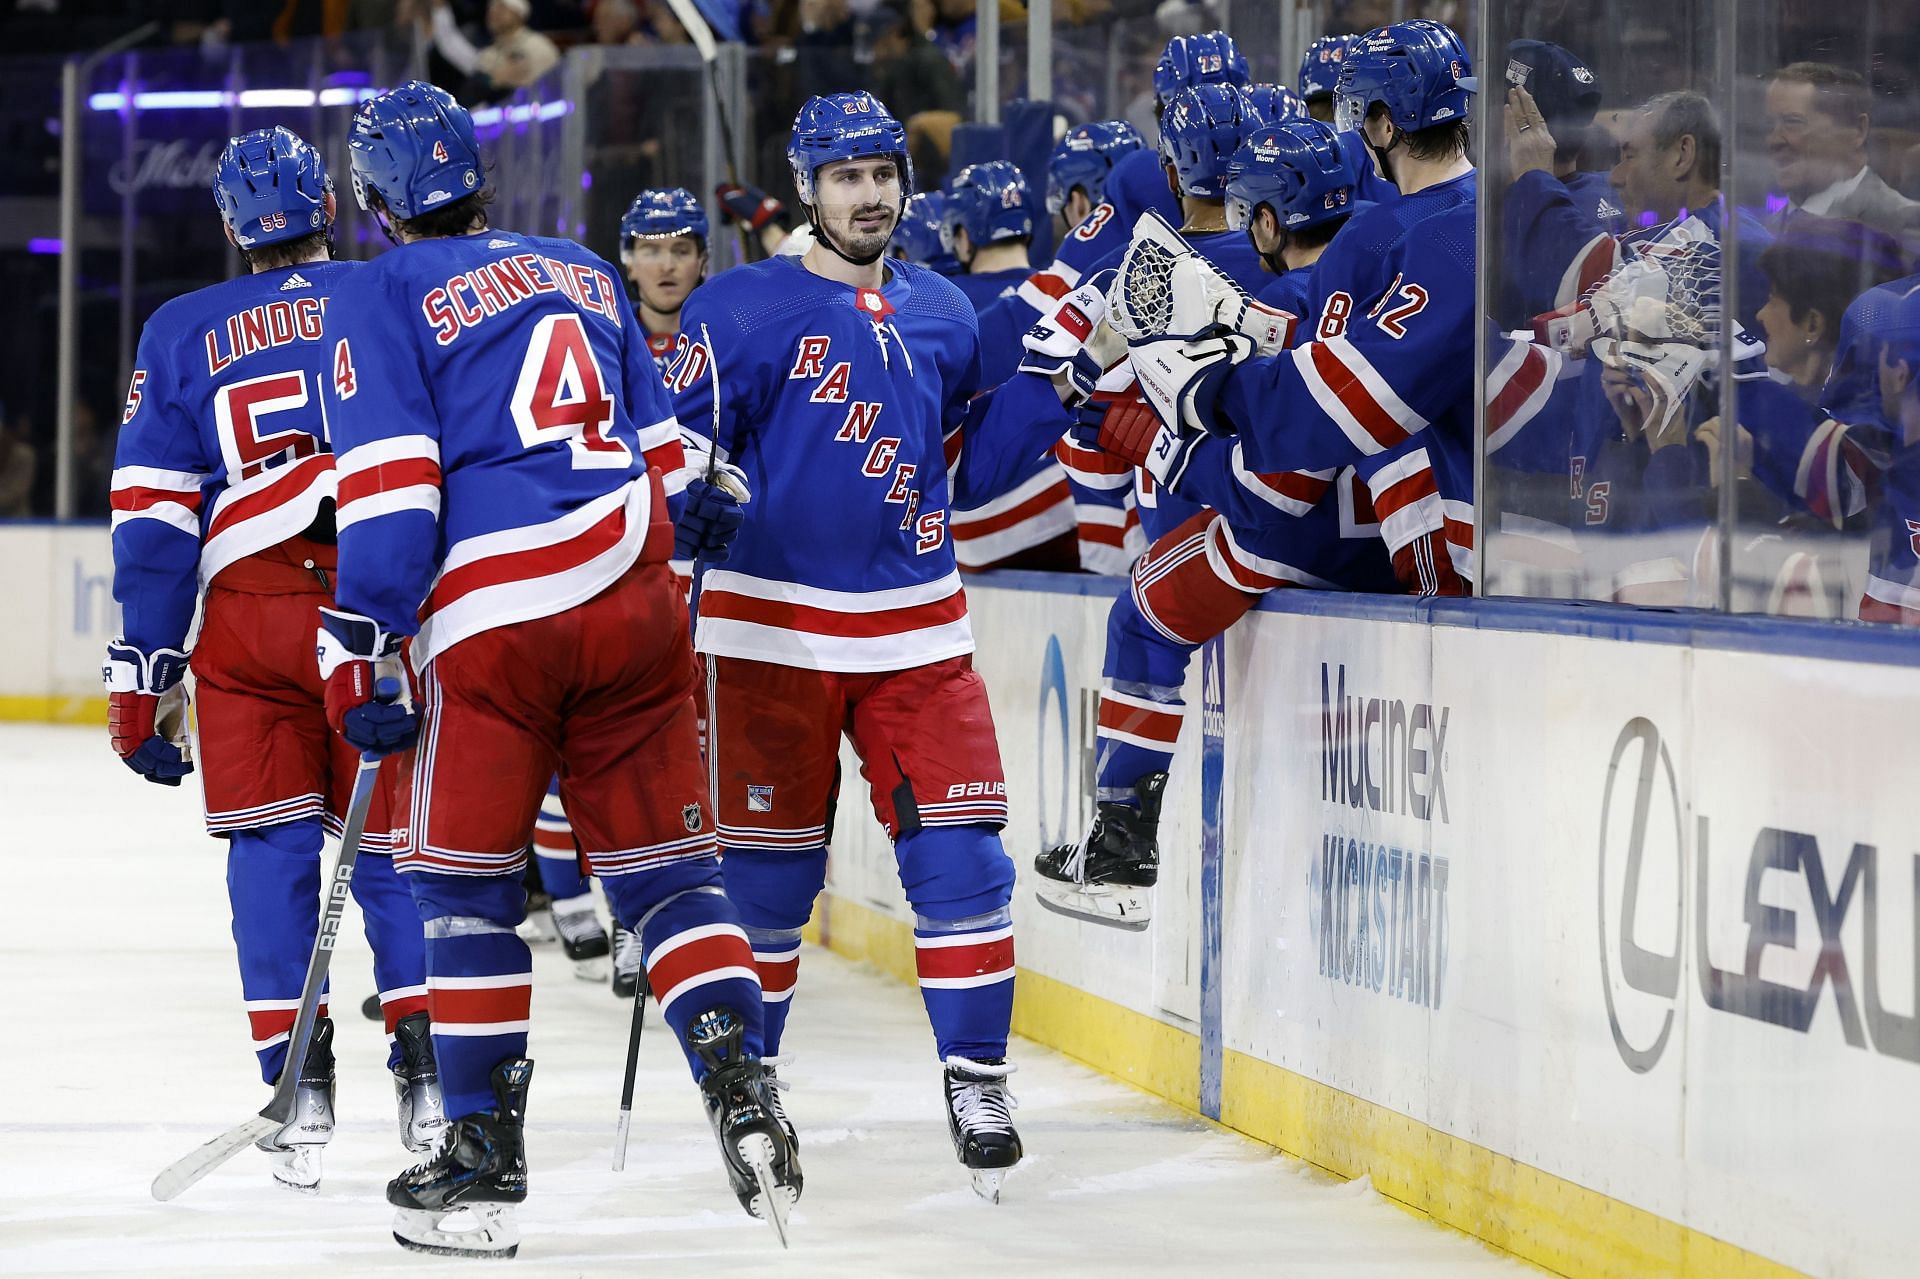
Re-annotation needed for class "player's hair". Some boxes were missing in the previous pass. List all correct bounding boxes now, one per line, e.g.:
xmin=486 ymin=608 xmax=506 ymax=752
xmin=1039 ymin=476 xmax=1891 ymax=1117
xmin=243 ymin=228 xmax=329 ymax=271
xmin=1366 ymin=103 xmax=1470 ymax=164
xmin=1771 ymin=61 xmax=1872 ymax=128
xmin=1641 ymin=91 xmax=1722 ymax=180
xmin=1758 ymin=215 xmax=1908 ymax=340
xmin=1282 ymin=214 xmax=1345 ymax=253
xmin=383 ymin=188 xmax=495 ymax=240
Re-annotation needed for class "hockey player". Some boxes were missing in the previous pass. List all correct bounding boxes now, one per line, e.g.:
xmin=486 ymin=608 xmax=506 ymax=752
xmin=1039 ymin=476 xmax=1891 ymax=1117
xmin=1045 ymin=120 xmax=1145 ymax=242
xmin=669 ymin=91 xmax=1091 ymax=1201
xmin=621 ymin=186 xmax=708 ymax=371
xmin=1244 ymin=83 xmax=1308 ymax=127
xmin=1298 ymin=33 xmax=1357 ymax=122
xmin=948 ymin=161 xmax=1079 ymax=570
xmin=105 ymin=126 xmax=442 ymax=1191
xmin=1126 ymin=21 xmax=1493 ymax=599
xmin=892 ymin=191 xmax=963 ymax=275
xmin=1033 ymin=118 xmax=1397 ymax=928
xmin=320 ymin=81 xmax=793 ymax=1256
xmin=944 ymin=160 xmax=1038 ymax=311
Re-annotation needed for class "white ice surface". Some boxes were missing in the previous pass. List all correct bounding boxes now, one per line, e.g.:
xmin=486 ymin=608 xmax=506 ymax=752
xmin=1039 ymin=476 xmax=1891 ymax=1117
xmin=0 ymin=724 xmax=1524 ymax=1277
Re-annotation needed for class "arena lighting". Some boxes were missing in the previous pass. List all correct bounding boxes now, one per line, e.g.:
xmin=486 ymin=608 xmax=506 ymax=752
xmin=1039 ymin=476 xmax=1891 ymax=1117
xmin=85 ymin=90 xmax=571 ymax=124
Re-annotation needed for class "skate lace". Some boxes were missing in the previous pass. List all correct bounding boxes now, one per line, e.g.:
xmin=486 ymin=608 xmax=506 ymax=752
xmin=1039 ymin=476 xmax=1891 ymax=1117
xmin=944 ymin=1058 xmax=1019 ymax=1136
xmin=399 ymin=1126 xmax=453 ymax=1176
xmin=1060 ymin=837 xmax=1090 ymax=883
xmin=762 ymin=1055 xmax=793 ymax=1118
xmin=613 ymin=928 xmax=642 ymax=973
xmin=552 ymin=903 xmax=603 ymax=945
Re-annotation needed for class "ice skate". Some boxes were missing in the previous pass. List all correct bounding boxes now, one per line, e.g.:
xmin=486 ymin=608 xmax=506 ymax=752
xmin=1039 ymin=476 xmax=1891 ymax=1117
xmin=392 ymin=1011 xmax=449 ymax=1153
xmin=763 ymin=1056 xmax=798 ymax=1152
xmin=943 ymin=1056 xmax=1022 ymax=1203
xmin=389 ymin=1057 xmax=531 ymax=1260
xmin=1033 ymin=772 xmax=1166 ymax=930
xmin=551 ymin=896 xmax=611 ymax=981
xmin=255 ymin=1016 xmax=335 ymax=1192
xmin=611 ymin=926 xmax=644 ymax=999
xmin=688 ymin=1008 xmax=801 ymax=1246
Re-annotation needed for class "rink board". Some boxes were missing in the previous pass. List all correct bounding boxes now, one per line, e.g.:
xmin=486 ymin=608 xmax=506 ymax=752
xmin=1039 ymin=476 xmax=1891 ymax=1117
xmin=6 ymin=527 xmax=1915 ymax=1278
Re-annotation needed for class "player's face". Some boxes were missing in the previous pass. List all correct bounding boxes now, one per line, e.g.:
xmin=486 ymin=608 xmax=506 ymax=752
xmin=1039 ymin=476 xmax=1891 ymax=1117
xmin=814 ymin=156 xmax=903 ymax=259
xmin=626 ymin=235 xmax=705 ymax=315
xmin=1062 ymin=187 xmax=1093 ymax=234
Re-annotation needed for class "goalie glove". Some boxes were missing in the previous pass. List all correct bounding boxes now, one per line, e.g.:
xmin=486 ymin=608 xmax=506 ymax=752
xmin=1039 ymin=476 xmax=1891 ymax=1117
xmin=1107 ymin=212 xmax=1295 ymax=354
xmin=1129 ymin=328 xmax=1253 ymax=438
xmin=1594 ymin=337 xmax=1715 ymax=444
xmin=1069 ymin=392 xmax=1201 ymax=489
xmin=103 ymin=639 xmax=193 ymax=786
xmin=1018 ymin=271 xmax=1117 ymax=403
xmin=316 ymin=609 xmax=418 ymax=758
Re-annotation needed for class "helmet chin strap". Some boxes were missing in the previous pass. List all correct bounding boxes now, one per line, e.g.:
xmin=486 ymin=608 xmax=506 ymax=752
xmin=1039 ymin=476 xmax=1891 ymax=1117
xmin=805 ymin=205 xmax=891 ymax=268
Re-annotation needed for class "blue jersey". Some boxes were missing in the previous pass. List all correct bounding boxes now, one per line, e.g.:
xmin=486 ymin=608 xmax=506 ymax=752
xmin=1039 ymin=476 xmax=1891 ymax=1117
xmin=1016 ymin=149 xmax=1180 ymax=317
xmin=323 ymin=230 xmax=685 ymax=668
xmin=671 ymin=254 xmax=1069 ymax=670
xmin=951 ymin=266 xmax=1030 ymax=312
xmin=111 ymin=262 xmax=352 ymax=652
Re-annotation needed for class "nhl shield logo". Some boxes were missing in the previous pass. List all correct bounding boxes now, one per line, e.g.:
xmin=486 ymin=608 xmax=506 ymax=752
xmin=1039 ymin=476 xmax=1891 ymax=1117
xmin=682 ymin=802 xmax=704 ymax=833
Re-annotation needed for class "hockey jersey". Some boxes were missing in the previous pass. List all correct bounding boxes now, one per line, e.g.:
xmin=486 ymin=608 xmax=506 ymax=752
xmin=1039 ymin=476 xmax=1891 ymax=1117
xmin=111 ymin=262 xmax=352 ymax=652
xmin=1016 ymin=149 xmax=1180 ymax=317
xmin=1497 ymin=168 xmax=1625 ymax=325
xmin=669 ymin=254 xmax=1068 ymax=671
xmin=951 ymin=266 xmax=1031 ymax=312
xmin=324 ymin=230 xmax=686 ymax=668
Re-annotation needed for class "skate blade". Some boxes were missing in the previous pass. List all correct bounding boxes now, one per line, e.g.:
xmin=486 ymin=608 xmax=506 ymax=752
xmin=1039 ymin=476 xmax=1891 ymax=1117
xmin=738 ymin=1133 xmax=794 ymax=1249
xmin=1034 ymin=882 xmax=1152 ymax=931
xmin=265 ymin=1145 xmax=323 ymax=1193
xmin=392 ymin=1205 xmax=520 ymax=1259
xmin=967 ymin=1167 xmax=1011 ymax=1204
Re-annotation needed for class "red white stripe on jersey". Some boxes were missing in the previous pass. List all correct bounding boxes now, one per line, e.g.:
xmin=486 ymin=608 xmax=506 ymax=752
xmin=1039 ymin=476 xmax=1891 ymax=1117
xmin=951 ymin=465 xmax=1077 ymax=566
xmin=1055 ymin=431 xmax=1134 ymax=491
xmin=1076 ymin=498 xmax=1144 ymax=574
xmin=199 ymin=452 xmax=338 ymax=586
xmin=695 ymin=568 xmax=974 ymax=673
xmin=1096 ymin=686 xmax=1186 ymax=754
xmin=110 ymin=464 xmax=208 ymax=538
xmin=1484 ymin=340 xmax=1563 ymax=454
xmin=246 ymin=996 xmax=332 ymax=1052
xmin=1794 ymin=419 xmax=1872 ymax=529
xmin=1863 ymin=572 xmax=1920 ymax=624
xmin=412 ymin=473 xmax=665 ymax=668
xmin=207 ymin=791 xmax=327 ymax=837
xmin=1016 ymin=260 xmax=1079 ymax=316
xmin=1292 ymin=335 xmax=1430 ymax=455
xmin=752 ymin=940 xmax=802 ymax=1005
xmin=428 ymin=972 xmax=534 ymax=1038
xmin=645 ymin=922 xmax=760 ymax=1018
xmin=1231 ymin=449 xmax=1334 ymax=516
xmin=1365 ymin=448 xmax=1446 ymax=570
xmin=377 ymin=982 xmax=430 ymax=1032
xmin=914 ymin=923 xmax=1014 ymax=991
xmin=1208 ymin=516 xmax=1338 ymax=592
xmin=532 ymin=822 xmax=573 ymax=855
xmin=335 ymin=433 xmax=442 ymax=529
xmin=589 ymin=829 xmax=720 ymax=878
xmin=717 ymin=820 xmax=829 ymax=853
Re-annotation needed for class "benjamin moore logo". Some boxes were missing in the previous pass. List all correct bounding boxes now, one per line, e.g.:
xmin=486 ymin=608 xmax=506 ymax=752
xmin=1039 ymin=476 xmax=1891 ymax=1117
xmin=1597 ymin=717 xmax=1920 ymax=1072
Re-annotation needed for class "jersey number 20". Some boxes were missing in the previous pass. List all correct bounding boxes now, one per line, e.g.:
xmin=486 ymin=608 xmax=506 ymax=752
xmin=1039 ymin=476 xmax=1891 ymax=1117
xmin=510 ymin=314 xmax=631 ymax=470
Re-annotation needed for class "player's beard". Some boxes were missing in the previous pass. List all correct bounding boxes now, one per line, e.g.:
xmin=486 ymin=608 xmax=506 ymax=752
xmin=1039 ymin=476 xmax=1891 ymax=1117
xmin=824 ymin=202 xmax=898 ymax=264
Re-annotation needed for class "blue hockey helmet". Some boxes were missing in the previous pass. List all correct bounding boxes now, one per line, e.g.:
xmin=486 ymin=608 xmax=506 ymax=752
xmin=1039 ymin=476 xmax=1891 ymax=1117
xmin=1823 ymin=274 xmax=1920 ymax=428
xmin=1298 ymin=34 xmax=1358 ymax=101
xmin=620 ymin=187 xmax=709 ymax=261
xmin=1045 ymin=120 xmax=1145 ymax=215
xmin=212 ymin=126 xmax=332 ymax=249
xmin=1225 ymin=119 xmax=1355 ymax=234
xmin=1244 ymin=83 xmax=1308 ymax=126
xmin=346 ymin=80 xmax=482 ymax=221
xmin=892 ymin=191 xmax=962 ymax=273
xmin=944 ymin=160 xmax=1034 ymax=250
xmin=786 ymin=92 xmax=913 ymax=208
xmin=1152 ymin=31 xmax=1251 ymax=113
xmin=1335 ymin=20 xmax=1477 ymax=136
xmin=1159 ymin=83 xmax=1264 ymax=199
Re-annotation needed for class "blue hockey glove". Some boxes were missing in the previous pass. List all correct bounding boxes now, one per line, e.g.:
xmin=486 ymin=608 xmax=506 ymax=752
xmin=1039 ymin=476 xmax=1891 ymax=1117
xmin=675 ymin=475 xmax=747 ymax=563
xmin=316 ymin=608 xmax=417 ymax=758
xmin=103 ymin=638 xmax=193 ymax=786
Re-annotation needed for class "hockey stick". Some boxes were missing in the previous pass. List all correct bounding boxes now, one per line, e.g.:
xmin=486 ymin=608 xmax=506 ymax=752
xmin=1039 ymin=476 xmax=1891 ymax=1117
xmin=663 ymin=0 xmax=758 ymax=264
xmin=151 ymin=750 xmax=384 ymax=1202
xmin=610 ymin=973 xmax=648 ymax=1170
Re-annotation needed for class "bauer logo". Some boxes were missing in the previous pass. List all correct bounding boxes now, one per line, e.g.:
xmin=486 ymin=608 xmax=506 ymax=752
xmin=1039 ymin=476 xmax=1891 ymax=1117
xmin=1597 ymin=716 xmax=1920 ymax=1072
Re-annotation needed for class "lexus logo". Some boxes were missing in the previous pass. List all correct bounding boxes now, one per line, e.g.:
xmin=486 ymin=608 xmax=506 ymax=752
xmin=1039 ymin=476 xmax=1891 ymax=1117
xmin=1596 ymin=717 xmax=1684 ymax=1072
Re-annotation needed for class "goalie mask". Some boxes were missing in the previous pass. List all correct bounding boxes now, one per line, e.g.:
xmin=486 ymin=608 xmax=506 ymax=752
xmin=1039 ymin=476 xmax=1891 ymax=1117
xmin=787 ymin=92 xmax=913 ymax=268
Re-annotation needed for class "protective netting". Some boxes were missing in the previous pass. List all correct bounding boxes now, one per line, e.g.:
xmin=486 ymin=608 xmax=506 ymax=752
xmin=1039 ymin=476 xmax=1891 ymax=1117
xmin=1107 ymin=230 xmax=1185 ymax=343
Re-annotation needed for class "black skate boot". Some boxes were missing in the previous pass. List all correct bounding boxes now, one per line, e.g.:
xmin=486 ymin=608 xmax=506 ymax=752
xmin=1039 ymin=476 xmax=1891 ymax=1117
xmin=689 ymin=1008 xmax=801 ymax=1247
xmin=1033 ymin=772 xmax=1166 ymax=930
xmin=551 ymin=895 xmax=611 ymax=980
xmin=943 ymin=1056 xmax=1022 ymax=1203
xmin=388 ymin=1057 xmax=532 ymax=1259
xmin=611 ymin=926 xmax=644 ymax=999
xmin=256 ymin=1016 xmax=335 ymax=1192
xmin=392 ymin=1012 xmax=449 ymax=1154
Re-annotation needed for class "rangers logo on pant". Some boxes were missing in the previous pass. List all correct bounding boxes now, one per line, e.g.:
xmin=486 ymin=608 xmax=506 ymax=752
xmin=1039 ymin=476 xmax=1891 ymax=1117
xmin=747 ymin=784 xmax=774 ymax=813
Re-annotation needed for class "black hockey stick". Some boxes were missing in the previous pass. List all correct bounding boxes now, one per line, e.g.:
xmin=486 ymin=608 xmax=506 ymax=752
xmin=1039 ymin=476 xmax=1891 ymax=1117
xmin=662 ymin=0 xmax=758 ymax=264
xmin=610 ymin=968 xmax=648 ymax=1170
xmin=151 ymin=751 xmax=384 ymax=1202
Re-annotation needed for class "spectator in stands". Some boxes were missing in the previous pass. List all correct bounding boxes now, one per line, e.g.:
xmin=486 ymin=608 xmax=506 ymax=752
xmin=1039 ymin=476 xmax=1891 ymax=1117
xmin=867 ymin=3 xmax=964 ymax=186
xmin=1610 ymin=90 xmax=1722 ymax=230
xmin=1757 ymin=214 xmax=1909 ymax=391
xmin=0 ymin=414 xmax=37 ymax=520
xmin=592 ymin=0 xmax=644 ymax=43
xmin=426 ymin=0 xmax=561 ymax=98
xmin=1766 ymin=62 xmax=1920 ymax=246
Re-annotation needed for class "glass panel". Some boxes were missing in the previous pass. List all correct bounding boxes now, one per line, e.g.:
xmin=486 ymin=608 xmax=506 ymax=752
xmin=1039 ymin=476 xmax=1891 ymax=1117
xmin=1725 ymin=2 xmax=1920 ymax=625
xmin=1479 ymin=1 xmax=1731 ymax=607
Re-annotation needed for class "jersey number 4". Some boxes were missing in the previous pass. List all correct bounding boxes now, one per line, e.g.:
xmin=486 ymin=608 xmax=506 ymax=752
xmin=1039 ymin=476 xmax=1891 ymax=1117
xmin=510 ymin=314 xmax=631 ymax=470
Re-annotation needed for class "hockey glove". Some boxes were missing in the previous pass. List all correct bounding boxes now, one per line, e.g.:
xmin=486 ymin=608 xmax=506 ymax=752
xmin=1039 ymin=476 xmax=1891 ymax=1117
xmin=675 ymin=473 xmax=748 ymax=563
xmin=102 ymin=639 xmax=193 ymax=786
xmin=1018 ymin=272 xmax=1118 ymax=403
xmin=715 ymin=183 xmax=785 ymax=232
xmin=1070 ymin=392 xmax=1200 ymax=490
xmin=316 ymin=609 xmax=417 ymax=758
xmin=1129 ymin=329 xmax=1251 ymax=439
